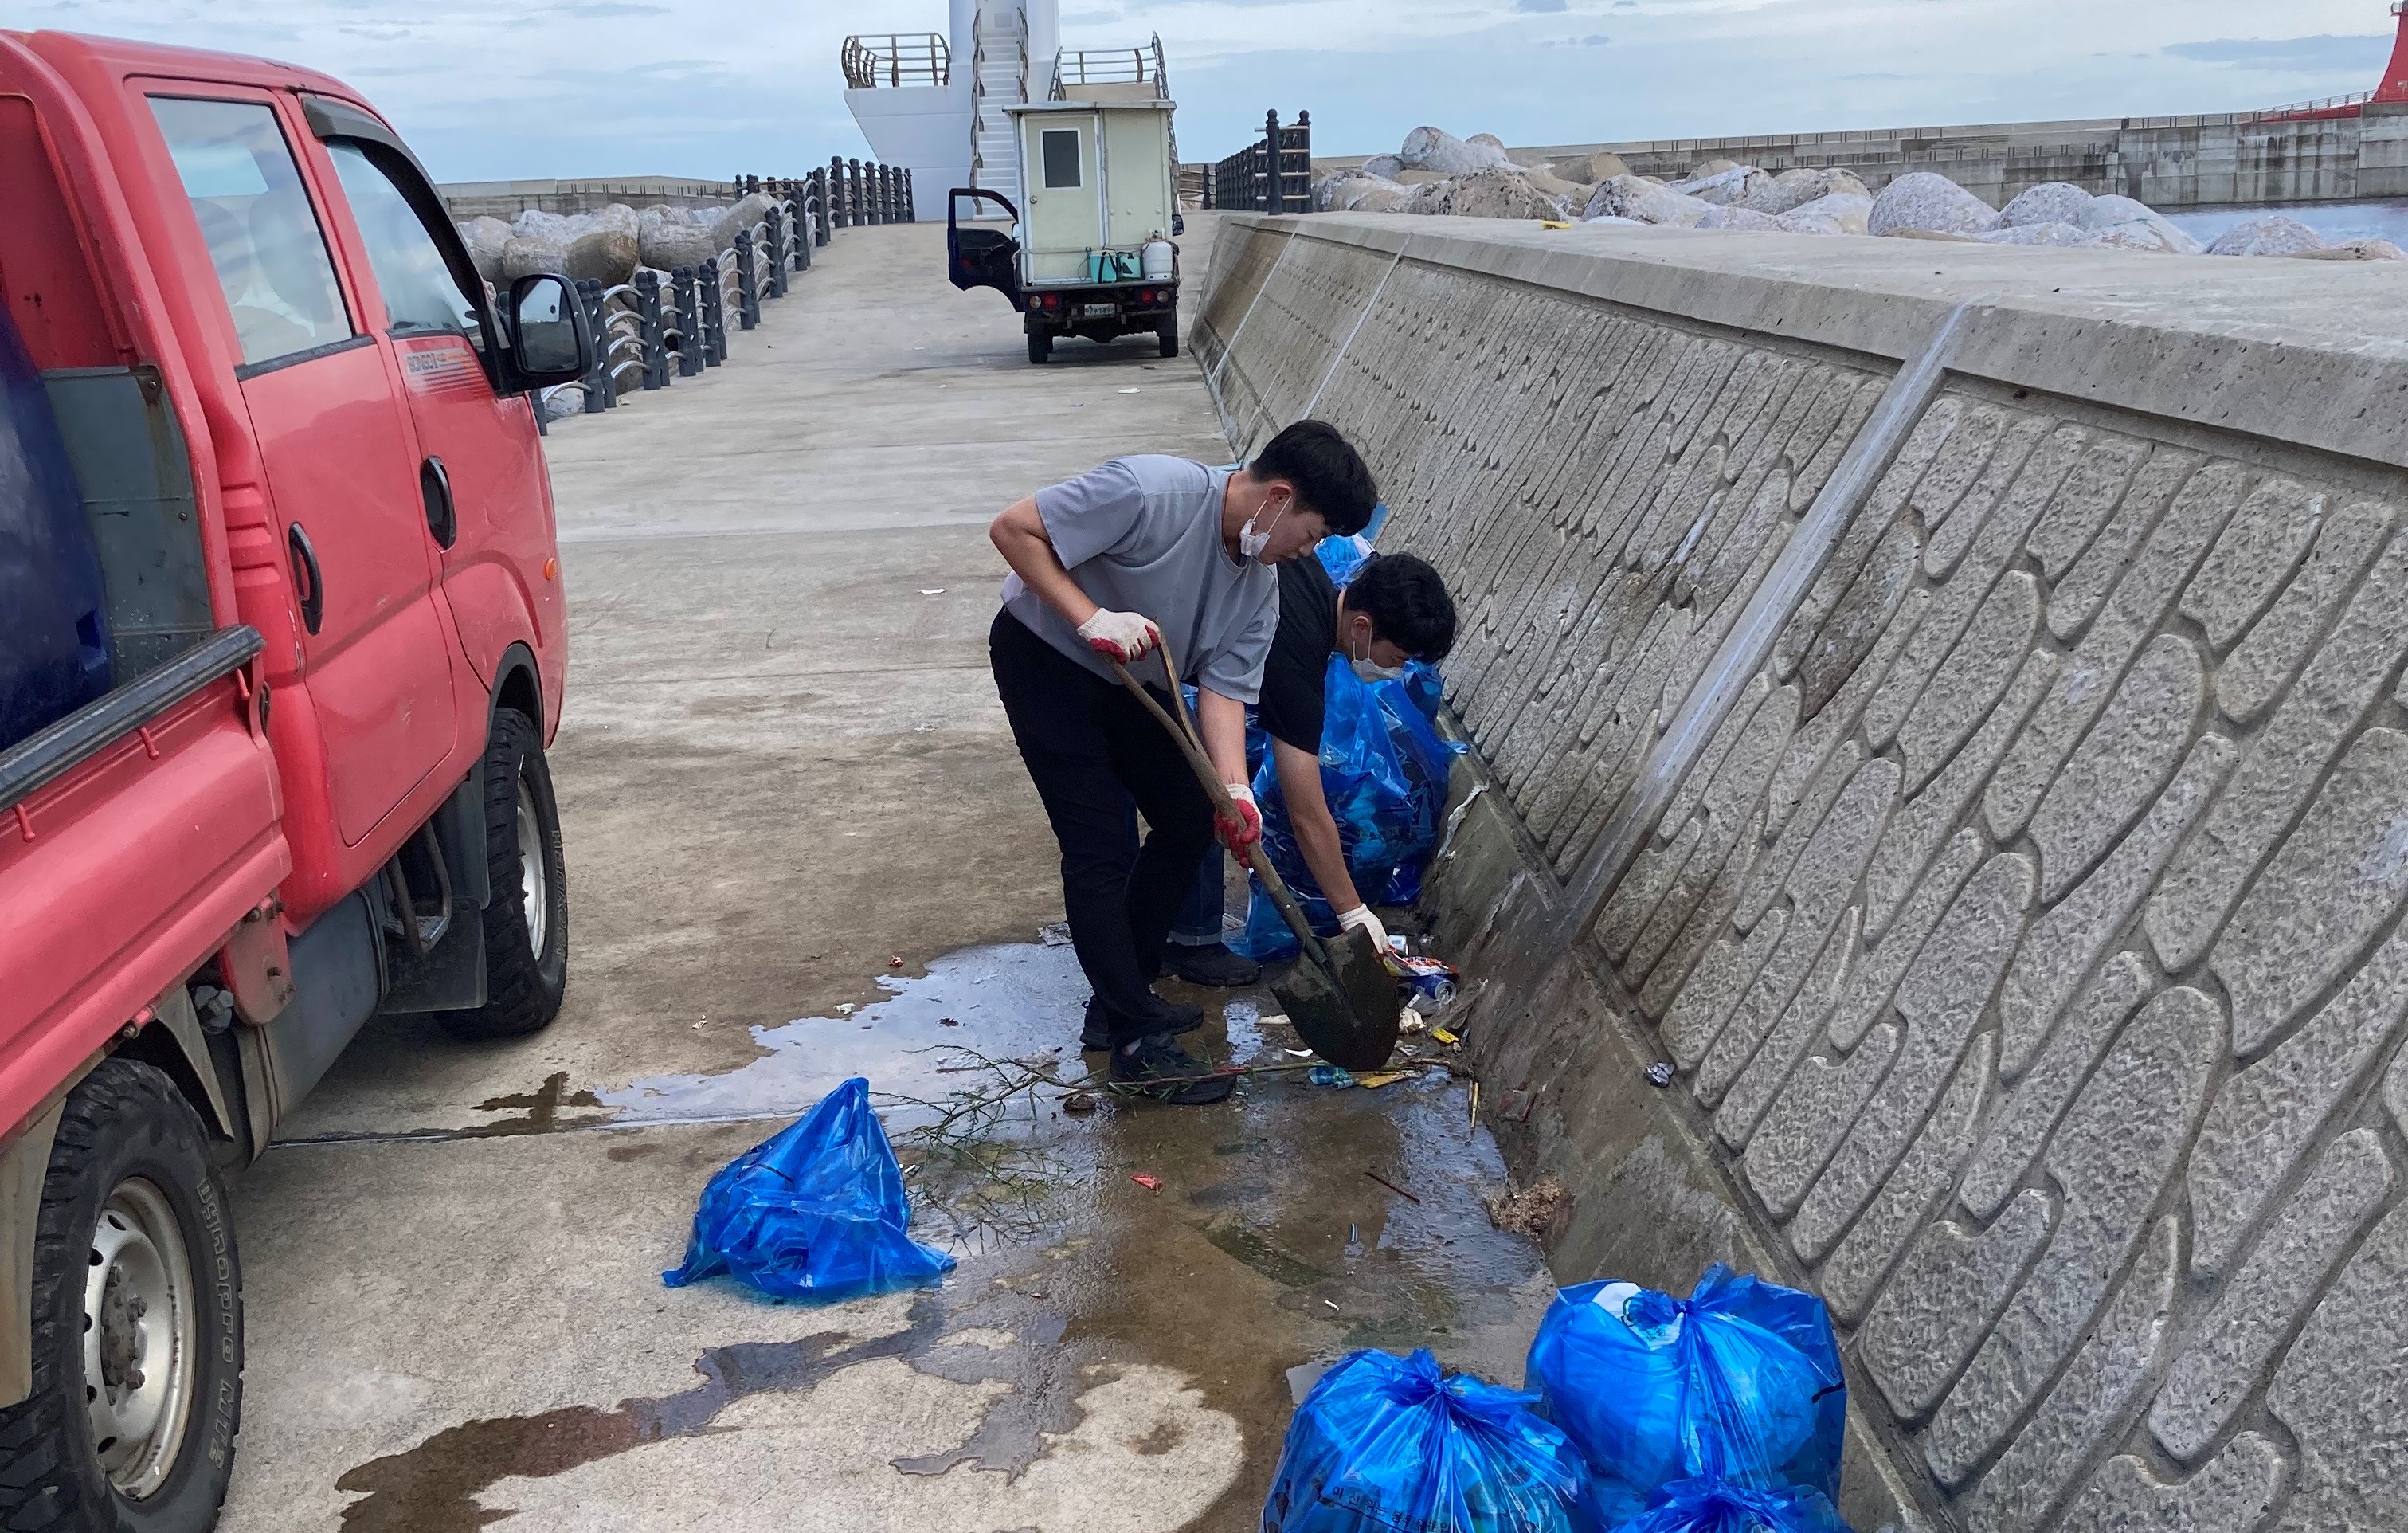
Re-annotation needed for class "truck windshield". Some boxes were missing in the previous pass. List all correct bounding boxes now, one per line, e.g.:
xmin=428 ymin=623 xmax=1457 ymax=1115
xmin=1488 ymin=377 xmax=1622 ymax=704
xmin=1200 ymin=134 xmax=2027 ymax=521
xmin=324 ymin=142 xmax=482 ymax=343
xmin=149 ymin=97 xmax=354 ymax=369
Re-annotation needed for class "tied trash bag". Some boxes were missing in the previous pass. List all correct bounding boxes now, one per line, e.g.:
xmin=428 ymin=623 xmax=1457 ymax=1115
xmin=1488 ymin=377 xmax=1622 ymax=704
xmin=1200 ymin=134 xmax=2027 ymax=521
xmin=1264 ymin=1348 xmax=1586 ymax=1533
xmin=663 ymin=1076 xmax=955 ymax=1304
xmin=1234 ymin=654 xmax=1465 ymax=963
xmin=1610 ymin=1479 xmax=1850 ymax=1533
xmin=1525 ymin=1266 xmax=1846 ymax=1530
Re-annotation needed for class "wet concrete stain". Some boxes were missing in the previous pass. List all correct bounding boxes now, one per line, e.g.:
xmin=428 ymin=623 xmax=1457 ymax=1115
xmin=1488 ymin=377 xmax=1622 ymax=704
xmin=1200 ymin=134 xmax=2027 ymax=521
xmin=600 ymin=943 xmax=1094 ymax=1127
xmin=335 ymin=1297 xmax=950 ymax=1531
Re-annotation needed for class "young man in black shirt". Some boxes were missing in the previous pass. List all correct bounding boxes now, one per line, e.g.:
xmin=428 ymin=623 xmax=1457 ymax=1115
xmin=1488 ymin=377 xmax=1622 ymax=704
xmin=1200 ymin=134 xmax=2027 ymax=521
xmin=1162 ymin=551 xmax=1459 ymax=982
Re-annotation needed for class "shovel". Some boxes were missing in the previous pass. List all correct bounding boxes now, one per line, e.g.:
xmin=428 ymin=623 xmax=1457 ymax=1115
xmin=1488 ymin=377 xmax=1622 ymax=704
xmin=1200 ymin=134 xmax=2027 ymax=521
xmin=1108 ymin=638 xmax=1402 ymax=1072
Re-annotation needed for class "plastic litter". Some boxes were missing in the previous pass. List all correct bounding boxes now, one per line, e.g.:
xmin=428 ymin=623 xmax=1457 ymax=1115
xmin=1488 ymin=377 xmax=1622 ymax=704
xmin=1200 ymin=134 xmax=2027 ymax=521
xmin=1131 ymin=1172 xmax=1165 ymax=1193
xmin=1263 ymin=1348 xmax=1586 ymax=1533
xmin=1395 ymin=953 xmax=1462 ymax=1007
xmin=1525 ymin=1266 xmax=1847 ymax=1530
xmin=1608 ymin=1478 xmax=1849 ymax=1533
xmin=662 ymin=1077 xmax=955 ymax=1304
xmin=1309 ymin=1065 xmax=1358 ymax=1088
xmin=1646 ymin=1062 xmax=1676 ymax=1089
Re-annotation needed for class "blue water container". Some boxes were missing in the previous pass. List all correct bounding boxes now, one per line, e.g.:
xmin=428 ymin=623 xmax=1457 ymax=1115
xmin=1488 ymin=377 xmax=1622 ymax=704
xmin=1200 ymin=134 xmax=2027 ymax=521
xmin=0 ymin=305 xmax=112 ymax=752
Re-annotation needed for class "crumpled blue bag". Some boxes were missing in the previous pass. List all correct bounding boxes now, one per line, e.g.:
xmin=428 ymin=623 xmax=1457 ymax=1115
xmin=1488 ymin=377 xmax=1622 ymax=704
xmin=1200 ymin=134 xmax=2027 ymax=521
xmin=663 ymin=1076 xmax=955 ymax=1303
xmin=1263 ymin=1348 xmax=1587 ymax=1533
xmin=1525 ymin=1267 xmax=1846 ymax=1530
xmin=1234 ymin=655 xmax=1465 ymax=963
xmin=1610 ymin=1479 xmax=1850 ymax=1533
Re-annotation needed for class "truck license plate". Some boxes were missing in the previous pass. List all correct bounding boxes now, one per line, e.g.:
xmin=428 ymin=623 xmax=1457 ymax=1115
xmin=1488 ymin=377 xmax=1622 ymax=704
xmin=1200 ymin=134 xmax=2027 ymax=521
xmin=1083 ymin=303 xmax=1117 ymax=317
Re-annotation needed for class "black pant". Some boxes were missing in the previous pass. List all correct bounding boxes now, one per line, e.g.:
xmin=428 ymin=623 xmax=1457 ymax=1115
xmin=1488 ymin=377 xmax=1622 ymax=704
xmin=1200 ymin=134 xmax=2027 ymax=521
xmin=990 ymin=610 xmax=1216 ymax=1048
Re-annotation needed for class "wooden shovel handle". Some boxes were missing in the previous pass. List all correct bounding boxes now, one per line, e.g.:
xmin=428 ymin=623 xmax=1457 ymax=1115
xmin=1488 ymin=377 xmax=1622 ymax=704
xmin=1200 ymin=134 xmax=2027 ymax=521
xmin=1107 ymin=638 xmax=1336 ymax=970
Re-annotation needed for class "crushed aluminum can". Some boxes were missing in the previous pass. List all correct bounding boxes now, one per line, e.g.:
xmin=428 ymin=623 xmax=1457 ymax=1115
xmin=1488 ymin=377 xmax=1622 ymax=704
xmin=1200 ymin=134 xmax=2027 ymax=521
xmin=1388 ymin=953 xmax=1459 ymax=1007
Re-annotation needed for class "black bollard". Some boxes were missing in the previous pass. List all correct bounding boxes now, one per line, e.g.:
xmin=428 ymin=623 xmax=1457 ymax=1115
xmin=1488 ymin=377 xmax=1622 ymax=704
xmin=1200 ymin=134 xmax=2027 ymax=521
xmin=734 ymin=229 xmax=760 ymax=331
xmin=698 ymin=256 xmax=726 ymax=365
xmin=577 ymin=279 xmax=612 ymax=411
xmin=764 ymin=206 xmax=789 ymax=296
xmin=671 ymin=266 xmax=704 ymax=377
xmin=634 ymin=269 xmax=670 ymax=390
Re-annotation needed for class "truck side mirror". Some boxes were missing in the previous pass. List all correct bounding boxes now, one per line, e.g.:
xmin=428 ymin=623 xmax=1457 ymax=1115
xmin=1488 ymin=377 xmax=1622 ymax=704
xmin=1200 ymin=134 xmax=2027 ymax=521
xmin=507 ymin=273 xmax=592 ymax=386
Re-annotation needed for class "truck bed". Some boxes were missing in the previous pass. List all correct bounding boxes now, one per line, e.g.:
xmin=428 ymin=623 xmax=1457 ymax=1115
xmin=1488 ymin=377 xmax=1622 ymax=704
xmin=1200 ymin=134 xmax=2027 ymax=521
xmin=0 ymin=627 xmax=285 ymax=1138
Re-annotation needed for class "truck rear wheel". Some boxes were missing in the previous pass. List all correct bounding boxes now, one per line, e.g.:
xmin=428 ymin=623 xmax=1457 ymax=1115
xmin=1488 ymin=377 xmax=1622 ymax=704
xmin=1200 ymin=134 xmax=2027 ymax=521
xmin=1027 ymin=331 xmax=1051 ymax=365
xmin=1157 ymin=315 xmax=1178 ymax=359
xmin=440 ymin=708 xmax=568 ymax=1039
xmin=0 ymin=1060 xmax=241 ymax=1533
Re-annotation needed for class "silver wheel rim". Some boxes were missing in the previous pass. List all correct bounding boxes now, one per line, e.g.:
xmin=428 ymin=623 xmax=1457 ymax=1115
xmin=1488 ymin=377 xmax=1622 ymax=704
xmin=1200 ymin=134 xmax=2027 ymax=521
xmin=81 ymin=1178 xmax=196 ymax=1500
xmin=516 ymin=778 xmax=548 ymax=958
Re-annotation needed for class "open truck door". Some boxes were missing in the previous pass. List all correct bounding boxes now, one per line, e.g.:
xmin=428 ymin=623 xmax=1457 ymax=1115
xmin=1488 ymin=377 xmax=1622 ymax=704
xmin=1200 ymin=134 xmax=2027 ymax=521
xmin=946 ymin=187 xmax=1021 ymax=307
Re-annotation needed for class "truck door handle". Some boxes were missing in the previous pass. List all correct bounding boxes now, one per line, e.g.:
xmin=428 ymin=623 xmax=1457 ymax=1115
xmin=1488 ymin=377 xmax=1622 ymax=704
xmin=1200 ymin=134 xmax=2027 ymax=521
xmin=420 ymin=455 xmax=456 ymax=549
xmin=288 ymin=523 xmax=324 ymax=635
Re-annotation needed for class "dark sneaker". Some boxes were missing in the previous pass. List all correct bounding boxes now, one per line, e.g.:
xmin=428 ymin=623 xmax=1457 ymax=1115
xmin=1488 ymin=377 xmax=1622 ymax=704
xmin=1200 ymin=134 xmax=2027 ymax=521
xmin=1164 ymin=942 xmax=1262 ymax=987
xmin=1082 ymin=998 xmax=1203 ymax=1050
xmin=1110 ymin=1032 xmax=1235 ymax=1105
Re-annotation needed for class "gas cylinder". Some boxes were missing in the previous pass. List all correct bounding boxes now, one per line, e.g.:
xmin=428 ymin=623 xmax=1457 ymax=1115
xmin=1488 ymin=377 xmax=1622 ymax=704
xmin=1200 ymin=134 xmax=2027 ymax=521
xmin=1141 ymin=233 xmax=1175 ymax=282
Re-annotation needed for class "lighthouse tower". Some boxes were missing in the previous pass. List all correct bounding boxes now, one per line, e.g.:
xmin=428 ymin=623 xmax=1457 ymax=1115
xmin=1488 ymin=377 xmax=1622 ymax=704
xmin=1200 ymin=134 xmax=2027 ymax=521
xmin=2379 ymin=2 xmax=2408 ymax=103
xmin=842 ymin=0 xmax=1059 ymax=221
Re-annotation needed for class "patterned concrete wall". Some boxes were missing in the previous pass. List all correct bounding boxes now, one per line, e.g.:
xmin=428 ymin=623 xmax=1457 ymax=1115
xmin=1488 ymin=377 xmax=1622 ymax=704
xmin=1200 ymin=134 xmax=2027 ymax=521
xmin=1196 ymin=214 xmax=2408 ymax=1533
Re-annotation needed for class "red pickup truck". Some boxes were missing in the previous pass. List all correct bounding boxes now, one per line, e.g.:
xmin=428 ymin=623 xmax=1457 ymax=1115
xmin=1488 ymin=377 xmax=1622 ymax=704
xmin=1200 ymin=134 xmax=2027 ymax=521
xmin=0 ymin=31 xmax=593 ymax=1530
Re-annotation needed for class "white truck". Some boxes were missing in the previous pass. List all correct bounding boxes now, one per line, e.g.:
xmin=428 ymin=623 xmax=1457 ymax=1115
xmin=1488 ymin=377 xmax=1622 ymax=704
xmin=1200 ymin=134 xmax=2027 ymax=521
xmin=947 ymin=96 xmax=1182 ymax=363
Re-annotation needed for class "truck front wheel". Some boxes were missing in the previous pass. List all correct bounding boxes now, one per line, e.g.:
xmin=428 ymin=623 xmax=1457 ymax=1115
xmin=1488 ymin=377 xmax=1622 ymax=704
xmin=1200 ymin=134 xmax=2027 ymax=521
xmin=440 ymin=708 xmax=569 ymax=1038
xmin=0 ymin=1060 xmax=242 ymax=1533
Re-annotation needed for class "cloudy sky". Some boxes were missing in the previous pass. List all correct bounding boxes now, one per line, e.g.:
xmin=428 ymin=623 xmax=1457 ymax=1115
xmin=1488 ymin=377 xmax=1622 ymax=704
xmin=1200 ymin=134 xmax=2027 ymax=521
xmin=20 ymin=0 xmax=2402 ymax=179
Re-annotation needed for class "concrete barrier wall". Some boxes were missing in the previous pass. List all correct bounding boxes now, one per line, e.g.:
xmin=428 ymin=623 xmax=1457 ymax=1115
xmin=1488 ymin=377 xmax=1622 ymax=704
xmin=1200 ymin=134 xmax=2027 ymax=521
xmin=1196 ymin=212 xmax=2408 ymax=1533
xmin=437 ymin=177 xmax=737 ymax=218
xmin=1322 ymin=104 xmax=2408 ymax=209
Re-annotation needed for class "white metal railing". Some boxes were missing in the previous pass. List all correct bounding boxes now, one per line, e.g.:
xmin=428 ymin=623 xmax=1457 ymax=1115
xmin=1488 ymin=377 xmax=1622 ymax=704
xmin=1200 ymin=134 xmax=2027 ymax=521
xmin=1048 ymin=33 xmax=1169 ymax=100
xmin=842 ymin=33 xmax=950 ymax=89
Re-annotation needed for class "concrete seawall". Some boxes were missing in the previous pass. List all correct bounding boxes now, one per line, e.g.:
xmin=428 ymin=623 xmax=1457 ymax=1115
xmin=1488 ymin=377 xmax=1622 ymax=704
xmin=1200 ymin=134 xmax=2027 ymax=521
xmin=437 ymin=176 xmax=737 ymax=218
xmin=1323 ymin=104 xmax=2408 ymax=210
xmin=1197 ymin=212 xmax=2408 ymax=1531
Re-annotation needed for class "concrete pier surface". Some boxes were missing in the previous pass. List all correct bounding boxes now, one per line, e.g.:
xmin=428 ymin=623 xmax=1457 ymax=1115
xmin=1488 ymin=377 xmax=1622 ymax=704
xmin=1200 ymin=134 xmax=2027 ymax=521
xmin=213 ymin=218 xmax=1561 ymax=1532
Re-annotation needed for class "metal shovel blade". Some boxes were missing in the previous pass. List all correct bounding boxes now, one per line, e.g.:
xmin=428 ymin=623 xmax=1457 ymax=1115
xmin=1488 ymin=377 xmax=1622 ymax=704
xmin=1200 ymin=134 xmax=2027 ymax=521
xmin=1272 ymin=926 xmax=1402 ymax=1071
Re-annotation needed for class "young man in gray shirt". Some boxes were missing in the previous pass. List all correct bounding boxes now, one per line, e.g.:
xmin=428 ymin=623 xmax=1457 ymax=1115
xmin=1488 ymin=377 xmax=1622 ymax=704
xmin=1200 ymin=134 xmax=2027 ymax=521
xmin=988 ymin=421 xmax=1377 ymax=1104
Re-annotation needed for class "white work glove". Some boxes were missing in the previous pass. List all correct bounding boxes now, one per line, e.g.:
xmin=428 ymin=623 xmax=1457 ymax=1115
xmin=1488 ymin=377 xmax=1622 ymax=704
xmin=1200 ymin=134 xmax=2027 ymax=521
xmin=1077 ymin=608 xmax=1161 ymax=664
xmin=1215 ymin=784 xmax=1262 ymax=853
xmin=1336 ymin=904 xmax=1389 ymax=953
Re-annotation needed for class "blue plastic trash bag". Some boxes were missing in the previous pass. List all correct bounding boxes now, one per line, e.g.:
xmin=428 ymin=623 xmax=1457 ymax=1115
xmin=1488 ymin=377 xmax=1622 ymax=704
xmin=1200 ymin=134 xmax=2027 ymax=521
xmin=1525 ymin=1266 xmax=1846 ymax=1530
xmin=663 ymin=1076 xmax=955 ymax=1303
xmin=1264 ymin=1348 xmax=1587 ymax=1533
xmin=1610 ymin=1479 xmax=1850 ymax=1533
xmin=1234 ymin=656 xmax=1466 ymax=963
xmin=1318 ymin=531 xmax=1376 ymax=586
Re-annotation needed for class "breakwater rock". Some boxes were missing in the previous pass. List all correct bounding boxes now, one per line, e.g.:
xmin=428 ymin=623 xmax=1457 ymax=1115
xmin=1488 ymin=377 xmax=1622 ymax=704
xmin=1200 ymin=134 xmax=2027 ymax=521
xmin=1314 ymin=131 xmax=2405 ymax=262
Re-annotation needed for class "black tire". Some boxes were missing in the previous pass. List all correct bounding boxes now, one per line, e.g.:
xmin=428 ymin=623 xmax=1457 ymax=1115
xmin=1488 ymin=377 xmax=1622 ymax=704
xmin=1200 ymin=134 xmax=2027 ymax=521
xmin=1027 ymin=330 xmax=1051 ymax=365
xmin=439 ymin=708 xmax=568 ymax=1038
xmin=1157 ymin=316 xmax=1178 ymax=359
xmin=0 ymin=1060 xmax=241 ymax=1533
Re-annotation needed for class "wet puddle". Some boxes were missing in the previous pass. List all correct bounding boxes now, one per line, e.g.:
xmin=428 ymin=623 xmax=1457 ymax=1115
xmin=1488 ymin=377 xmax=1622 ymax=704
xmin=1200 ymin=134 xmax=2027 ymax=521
xmin=322 ymin=939 xmax=1561 ymax=1531
xmin=599 ymin=942 xmax=1094 ymax=1127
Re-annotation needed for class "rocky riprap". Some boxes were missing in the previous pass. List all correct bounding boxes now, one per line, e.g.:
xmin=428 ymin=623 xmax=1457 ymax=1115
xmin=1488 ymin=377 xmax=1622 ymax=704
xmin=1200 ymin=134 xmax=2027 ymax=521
xmin=1313 ymin=132 xmax=2402 ymax=261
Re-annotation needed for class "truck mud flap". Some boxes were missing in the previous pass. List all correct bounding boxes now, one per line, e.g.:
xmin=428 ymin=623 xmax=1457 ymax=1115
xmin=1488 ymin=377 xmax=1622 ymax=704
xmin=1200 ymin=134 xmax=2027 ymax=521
xmin=378 ymin=771 xmax=489 ymax=1015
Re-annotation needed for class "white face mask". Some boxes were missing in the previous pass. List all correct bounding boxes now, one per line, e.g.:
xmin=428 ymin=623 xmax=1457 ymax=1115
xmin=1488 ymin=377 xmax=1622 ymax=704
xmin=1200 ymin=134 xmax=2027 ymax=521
xmin=1238 ymin=496 xmax=1290 ymax=561
xmin=1349 ymin=627 xmax=1404 ymax=682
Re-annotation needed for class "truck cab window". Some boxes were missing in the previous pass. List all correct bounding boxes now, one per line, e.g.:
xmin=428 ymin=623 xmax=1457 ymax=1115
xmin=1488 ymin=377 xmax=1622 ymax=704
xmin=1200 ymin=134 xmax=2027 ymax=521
xmin=1042 ymin=129 xmax=1083 ymax=189
xmin=148 ymin=97 xmax=354 ymax=367
xmin=323 ymin=141 xmax=482 ymax=342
